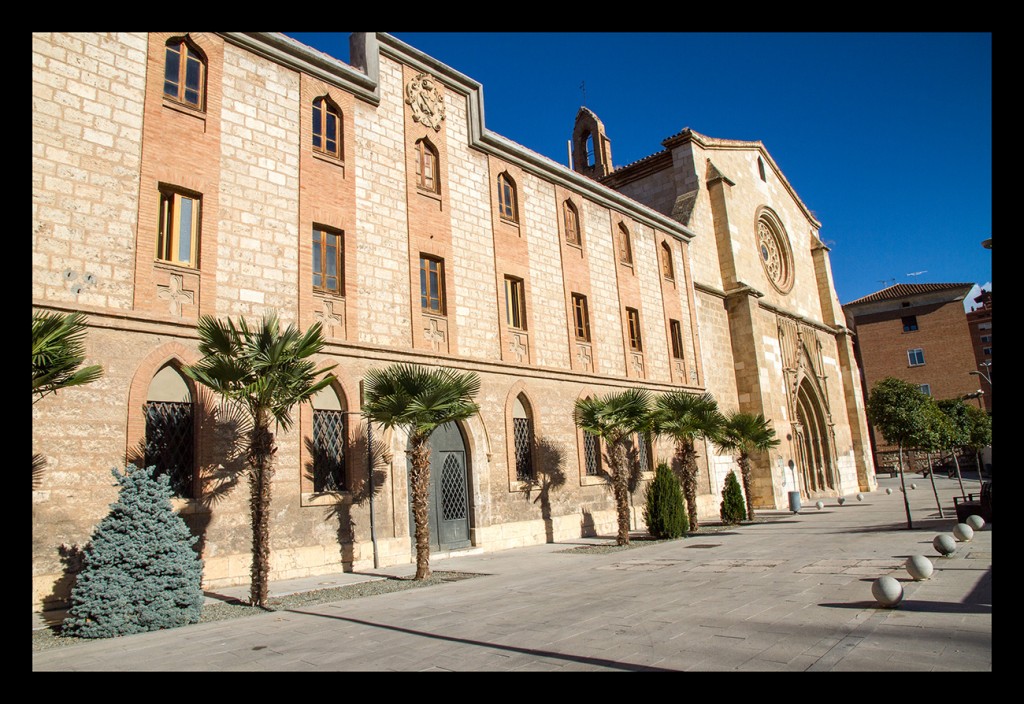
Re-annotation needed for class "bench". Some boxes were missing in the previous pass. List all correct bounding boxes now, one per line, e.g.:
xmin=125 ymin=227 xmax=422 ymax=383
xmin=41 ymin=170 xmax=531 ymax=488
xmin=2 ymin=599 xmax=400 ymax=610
xmin=953 ymin=481 xmax=992 ymax=524
xmin=879 ymin=466 xmax=898 ymax=478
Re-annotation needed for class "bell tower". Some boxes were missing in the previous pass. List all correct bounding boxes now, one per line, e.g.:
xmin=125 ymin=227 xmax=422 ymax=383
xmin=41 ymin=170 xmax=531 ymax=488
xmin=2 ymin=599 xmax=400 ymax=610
xmin=572 ymin=107 xmax=613 ymax=179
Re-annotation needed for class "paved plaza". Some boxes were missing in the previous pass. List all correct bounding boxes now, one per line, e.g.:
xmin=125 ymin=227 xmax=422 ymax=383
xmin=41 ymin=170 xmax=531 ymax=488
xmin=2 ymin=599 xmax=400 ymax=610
xmin=32 ymin=473 xmax=991 ymax=671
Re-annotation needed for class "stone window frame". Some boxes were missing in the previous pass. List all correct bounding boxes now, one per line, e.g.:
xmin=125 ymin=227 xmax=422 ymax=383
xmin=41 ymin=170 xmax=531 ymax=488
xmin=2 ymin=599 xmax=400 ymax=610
xmin=755 ymin=206 xmax=795 ymax=294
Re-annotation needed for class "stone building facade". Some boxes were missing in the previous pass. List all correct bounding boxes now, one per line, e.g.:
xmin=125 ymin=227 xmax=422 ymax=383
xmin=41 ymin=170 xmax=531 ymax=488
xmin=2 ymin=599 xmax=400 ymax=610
xmin=31 ymin=32 xmax=875 ymax=613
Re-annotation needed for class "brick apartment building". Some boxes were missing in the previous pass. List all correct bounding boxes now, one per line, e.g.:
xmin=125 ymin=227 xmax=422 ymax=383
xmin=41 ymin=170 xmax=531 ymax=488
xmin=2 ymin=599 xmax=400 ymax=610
xmin=843 ymin=283 xmax=983 ymax=460
xmin=966 ymin=289 xmax=992 ymax=411
xmin=31 ymin=32 xmax=875 ymax=613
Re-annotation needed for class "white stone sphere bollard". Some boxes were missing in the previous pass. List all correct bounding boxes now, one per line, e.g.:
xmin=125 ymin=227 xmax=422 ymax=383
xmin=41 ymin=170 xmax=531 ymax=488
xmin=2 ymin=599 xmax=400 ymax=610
xmin=886 ymin=488 xmax=893 ymax=495
xmin=871 ymin=576 xmax=904 ymax=607
xmin=933 ymin=534 xmax=957 ymax=556
xmin=905 ymin=555 xmax=934 ymax=580
xmin=953 ymin=523 xmax=974 ymax=542
xmin=966 ymin=515 xmax=985 ymax=531
xmin=856 ymin=493 xmax=864 ymax=501
xmin=815 ymin=500 xmax=824 ymax=510
xmin=911 ymin=483 xmax=917 ymax=490
xmin=837 ymin=496 xmax=846 ymax=505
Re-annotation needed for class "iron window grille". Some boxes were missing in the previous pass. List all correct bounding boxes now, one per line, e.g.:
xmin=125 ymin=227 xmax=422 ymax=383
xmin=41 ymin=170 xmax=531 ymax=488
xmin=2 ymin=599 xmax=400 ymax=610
xmin=584 ymin=432 xmax=601 ymax=476
xmin=513 ymin=416 xmax=534 ymax=482
xmin=144 ymin=401 xmax=194 ymax=498
xmin=312 ymin=409 xmax=346 ymax=492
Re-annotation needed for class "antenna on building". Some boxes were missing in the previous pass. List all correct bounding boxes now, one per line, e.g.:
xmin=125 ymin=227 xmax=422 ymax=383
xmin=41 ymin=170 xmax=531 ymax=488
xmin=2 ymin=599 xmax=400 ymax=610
xmin=877 ymin=278 xmax=896 ymax=287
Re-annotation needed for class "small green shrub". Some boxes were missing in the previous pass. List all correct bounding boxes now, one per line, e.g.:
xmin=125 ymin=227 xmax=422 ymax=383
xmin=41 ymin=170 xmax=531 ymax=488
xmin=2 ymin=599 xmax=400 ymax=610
xmin=62 ymin=465 xmax=204 ymax=639
xmin=644 ymin=462 xmax=688 ymax=539
xmin=720 ymin=470 xmax=746 ymax=525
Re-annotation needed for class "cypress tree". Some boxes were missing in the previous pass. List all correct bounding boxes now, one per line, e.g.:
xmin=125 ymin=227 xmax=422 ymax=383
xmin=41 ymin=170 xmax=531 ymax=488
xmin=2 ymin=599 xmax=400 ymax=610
xmin=720 ymin=470 xmax=746 ymax=525
xmin=643 ymin=462 xmax=688 ymax=539
xmin=62 ymin=465 xmax=204 ymax=638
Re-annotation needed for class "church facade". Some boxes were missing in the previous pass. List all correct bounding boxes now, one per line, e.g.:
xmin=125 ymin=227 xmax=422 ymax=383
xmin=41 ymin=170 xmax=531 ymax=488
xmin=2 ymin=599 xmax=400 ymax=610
xmin=31 ymin=32 xmax=876 ymax=612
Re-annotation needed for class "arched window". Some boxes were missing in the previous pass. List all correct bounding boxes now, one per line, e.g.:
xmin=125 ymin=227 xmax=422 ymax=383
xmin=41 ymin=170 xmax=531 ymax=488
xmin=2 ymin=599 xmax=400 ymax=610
xmin=311 ymin=385 xmax=346 ymax=492
xmin=618 ymin=223 xmax=632 ymax=265
xmin=512 ymin=394 xmax=534 ymax=482
xmin=416 ymin=138 xmax=440 ymax=194
xmin=563 ymin=200 xmax=581 ymax=246
xmin=584 ymin=132 xmax=595 ymax=168
xmin=661 ymin=242 xmax=674 ymax=280
xmin=144 ymin=364 xmax=195 ymax=498
xmin=312 ymin=96 xmax=342 ymax=159
xmin=584 ymin=431 xmax=601 ymax=477
xmin=163 ymin=37 xmax=206 ymax=110
xmin=497 ymin=172 xmax=518 ymax=222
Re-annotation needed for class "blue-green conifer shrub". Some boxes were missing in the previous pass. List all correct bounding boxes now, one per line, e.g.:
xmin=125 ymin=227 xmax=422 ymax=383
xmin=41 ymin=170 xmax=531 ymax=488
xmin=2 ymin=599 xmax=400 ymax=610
xmin=643 ymin=462 xmax=688 ymax=539
xmin=720 ymin=470 xmax=746 ymax=525
xmin=62 ymin=465 xmax=204 ymax=638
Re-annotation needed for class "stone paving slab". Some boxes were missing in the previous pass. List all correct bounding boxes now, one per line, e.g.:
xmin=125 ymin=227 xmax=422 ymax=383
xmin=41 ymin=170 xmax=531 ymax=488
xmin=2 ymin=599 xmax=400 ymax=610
xmin=32 ymin=474 xmax=991 ymax=671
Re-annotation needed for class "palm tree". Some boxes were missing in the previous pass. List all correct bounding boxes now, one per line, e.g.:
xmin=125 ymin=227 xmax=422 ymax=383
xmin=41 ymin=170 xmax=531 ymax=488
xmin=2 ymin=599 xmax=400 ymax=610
xmin=32 ymin=310 xmax=103 ymax=403
xmin=717 ymin=412 xmax=780 ymax=521
xmin=183 ymin=313 xmax=335 ymax=608
xmin=573 ymin=388 xmax=652 ymax=546
xmin=652 ymin=391 xmax=724 ymax=532
xmin=362 ymin=364 xmax=480 ymax=580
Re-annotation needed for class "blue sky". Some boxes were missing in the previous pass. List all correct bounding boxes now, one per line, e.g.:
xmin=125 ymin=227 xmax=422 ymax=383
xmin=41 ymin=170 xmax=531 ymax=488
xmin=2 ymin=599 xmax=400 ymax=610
xmin=284 ymin=32 xmax=992 ymax=309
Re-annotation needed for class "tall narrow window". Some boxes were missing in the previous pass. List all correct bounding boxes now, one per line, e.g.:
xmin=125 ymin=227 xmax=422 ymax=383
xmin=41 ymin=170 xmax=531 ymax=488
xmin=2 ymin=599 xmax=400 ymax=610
xmin=311 ymin=385 xmax=346 ymax=492
xmin=669 ymin=319 xmax=684 ymax=359
xmin=312 ymin=96 xmax=341 ymax=159
xmin=563 ymin=200 xmax=581 ymax=245
xmin=584 ymin=432 xmax=601 ymax=476
xmin=907 ymin=348 xmax=925 ymax=367
xmin=497 ymin=172 xmax=517 ymax=222
xmin=618 ymin=223 xmax=633 ymax=265
xmin=416 ymin=138 xmax=439 ymax=193
xmin=512 ymin=395 xmax=534 ymax=483
xmin=420 ymin=255 xmax=445 ymax=314
xmin=157 ymin=187 xmax=201 ymax=267
xmin=504 ymin=276 xmax=526 ymax=330
xmin=312 ymin=226 xmax=343 ymax=294
xmin=661 ymin=242 xmax=674 ymax=280
xmin=757 ymin=156 xmax=766 ymax=182
xmin=144 ymin=365 xmax=194 ymax=499
xmin=627 ymin=433 xmax=652 ymax=473
xmin=572 ymin=293 xmax=591 ymax=342
xmin=627 ymin=307 xmax=643 ymax=352
xmin=163 ymin=38 xmax=205 ymax=110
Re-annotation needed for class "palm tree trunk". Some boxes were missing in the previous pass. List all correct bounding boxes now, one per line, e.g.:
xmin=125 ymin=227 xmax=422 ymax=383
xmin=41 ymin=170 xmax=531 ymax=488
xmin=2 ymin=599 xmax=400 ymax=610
xmin=611 ymin=440 xmax=630 ymax=546
xmin=248 ymin=415 xmax=275 ymax=608
xmin=739 ymin=454 xmax=755 ymax=521
xmin=679 ymin=441 xmax=699 ymax=531
xmin=408 ymin=435 xmax=432 ymax=580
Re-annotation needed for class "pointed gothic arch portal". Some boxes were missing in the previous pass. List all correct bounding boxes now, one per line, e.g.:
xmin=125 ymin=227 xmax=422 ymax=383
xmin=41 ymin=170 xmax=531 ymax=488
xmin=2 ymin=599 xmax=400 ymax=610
xmin=793 ymin=378 xmax=836 ymax=497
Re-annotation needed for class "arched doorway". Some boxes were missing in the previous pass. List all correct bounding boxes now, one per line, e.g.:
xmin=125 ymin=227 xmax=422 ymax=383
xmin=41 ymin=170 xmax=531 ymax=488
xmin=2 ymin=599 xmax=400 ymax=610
xmin=794 ymin=379 xmax=836 ymax=497
xmin=408 ymin=422 xmax=471 ymax=551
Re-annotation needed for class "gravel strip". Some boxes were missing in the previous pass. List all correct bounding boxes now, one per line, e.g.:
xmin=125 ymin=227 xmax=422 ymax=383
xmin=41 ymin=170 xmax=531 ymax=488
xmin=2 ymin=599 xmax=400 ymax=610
xmin=32 ymin=570 xmax=483 ymax=653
